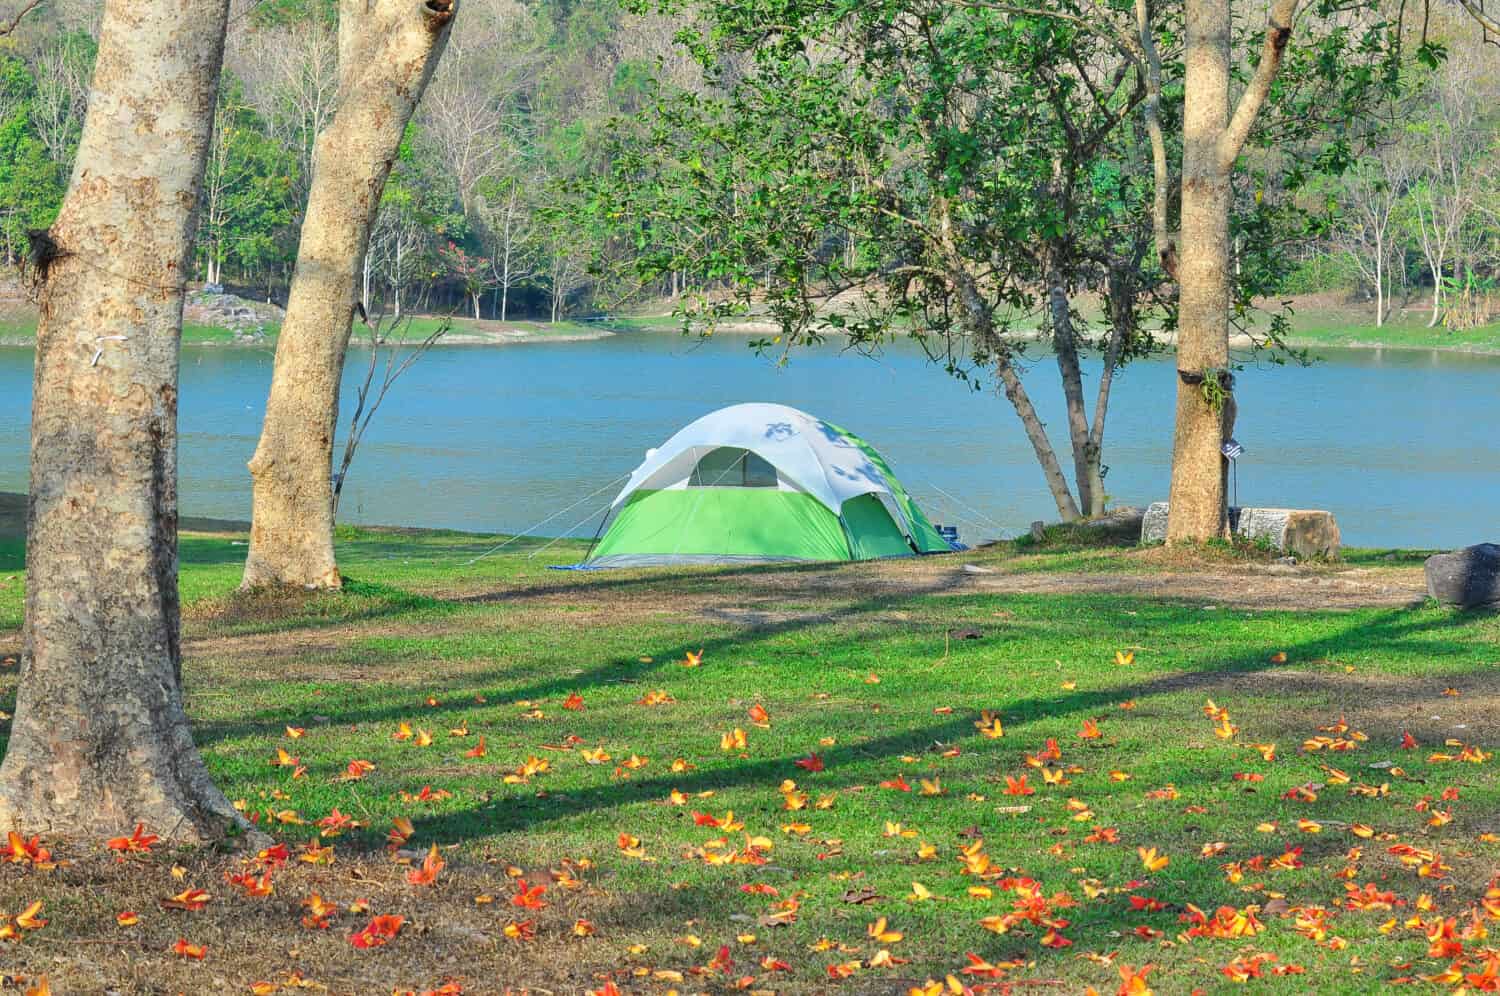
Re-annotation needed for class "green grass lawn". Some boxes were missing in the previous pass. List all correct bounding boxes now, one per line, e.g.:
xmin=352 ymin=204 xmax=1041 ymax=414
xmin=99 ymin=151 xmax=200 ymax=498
xmin=0 ymin=529 xmax=1497 ymax=993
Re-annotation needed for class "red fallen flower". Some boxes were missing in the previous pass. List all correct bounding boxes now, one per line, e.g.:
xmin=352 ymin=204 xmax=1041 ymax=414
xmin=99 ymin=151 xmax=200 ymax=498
xmin=795 ymin=753 xmax=825 ymax=772
xmin=707 ymin=944 xmax=734 ymax=974
xmin=257 ymin=843 xmax=290 ymax=868
xmin=1039 ymin=928 xmax=1072 ymax=948
xmin=510 ymin=882 xmax=547 ymax=910
xmin=959 ymin=952 xmax=1009 ymax=979
xmin=879 ymin=774 xmax=911 ymax=792
xmin=227 ymin=868 xmax=274 ymax=897
xmin=350 ymin=914 xmax=405 ymax=949
xmin=171 ymin=937 xmax=207 ymax=959
xmin=106 ymin=824 xmax=159 ymax=854
xmin=317 ymin=809 xmax=357 ymax=837
xmin=740 ymin=883 xmax=779 ymax=896
xmin=562 ymin=691 xmax=585 ymax=711
xmin=6 ymin=832 xmax=54 ymax=867
xmin=160 ymin=888 xmax=212 ymax=912
xmin=1129 ymin=895 xmax=1168 ymax=912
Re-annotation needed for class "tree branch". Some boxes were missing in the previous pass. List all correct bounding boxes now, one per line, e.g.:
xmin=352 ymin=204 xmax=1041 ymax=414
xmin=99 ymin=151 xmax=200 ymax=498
xmin=1218 ymin=0 xmax=1301 ymax=172
xmin=0 ymin=0 xmax=43 ymax=36
xmin=1135 ymin=0 xmax=1175 ymax=278
xmin=1455 ymin=0 xmax=1500 ymax=36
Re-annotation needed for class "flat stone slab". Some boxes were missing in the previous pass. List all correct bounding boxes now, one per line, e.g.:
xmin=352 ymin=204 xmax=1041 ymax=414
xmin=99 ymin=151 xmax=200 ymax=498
xmin=1425 ymin=543 xmax=1500 ymax=609
xmin=1140 ymin=503 xmax=1341 ymax=559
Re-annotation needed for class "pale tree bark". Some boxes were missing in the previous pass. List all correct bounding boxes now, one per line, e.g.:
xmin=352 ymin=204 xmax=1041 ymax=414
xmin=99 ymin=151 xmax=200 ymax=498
xmin=0 ymin=0 xmax=245 ymax=841
xmin=1165 ymin=0 xmax=1297 ymax=544
xmin=241 ymin=0 xmax=456 ymax=590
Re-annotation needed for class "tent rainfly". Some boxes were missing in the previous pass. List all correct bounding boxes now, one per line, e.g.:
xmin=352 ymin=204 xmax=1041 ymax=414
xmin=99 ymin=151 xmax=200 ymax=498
xmin=584 ymin=403 xmax=954 ymax=568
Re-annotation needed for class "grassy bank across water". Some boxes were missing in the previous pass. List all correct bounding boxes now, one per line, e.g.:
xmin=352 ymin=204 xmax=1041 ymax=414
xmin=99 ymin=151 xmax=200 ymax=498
xmin=1 ymin=508 xmax=1497 ymax=993
xmin=606 ymin=298 xmax=1500 ymax=356
xmin=0 ymin=305 xmax=611 ymax=348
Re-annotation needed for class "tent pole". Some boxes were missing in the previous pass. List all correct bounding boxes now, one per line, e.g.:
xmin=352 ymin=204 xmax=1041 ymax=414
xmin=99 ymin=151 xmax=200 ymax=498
xmin=580 ymin=506 xmax=612 ymax=564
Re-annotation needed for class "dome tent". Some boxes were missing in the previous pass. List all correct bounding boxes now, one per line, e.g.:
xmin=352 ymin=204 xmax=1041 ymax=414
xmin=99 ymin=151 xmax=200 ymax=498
xmin=584 ymin=403 xmax=953 ymax=568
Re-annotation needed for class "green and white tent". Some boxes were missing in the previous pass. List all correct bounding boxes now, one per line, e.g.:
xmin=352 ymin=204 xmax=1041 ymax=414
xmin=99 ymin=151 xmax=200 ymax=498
xmin=584 ymin=403 xmax=953 ymax=568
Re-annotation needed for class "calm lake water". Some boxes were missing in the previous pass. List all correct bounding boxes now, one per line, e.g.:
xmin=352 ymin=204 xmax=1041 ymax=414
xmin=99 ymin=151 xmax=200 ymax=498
xmin=1 ymin=333 xmax=1497 ymax=550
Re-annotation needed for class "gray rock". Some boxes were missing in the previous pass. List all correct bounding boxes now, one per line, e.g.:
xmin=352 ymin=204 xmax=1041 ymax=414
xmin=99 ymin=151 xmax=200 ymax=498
xmin=1029 ymin=520 xmax=1047 ymax=542
xmin=1424 ymin=543 xmax=1500 ymax=609
xmin=1237 ymin=507 xmax=1341 ymax=559
xmin=1140 ymin=502 xmax=1170 ymax=545
xmin=1071 ymin=506 xmax=1146 ymax=541
xmin=1139 ymin=502 xmax=1340 ymax=558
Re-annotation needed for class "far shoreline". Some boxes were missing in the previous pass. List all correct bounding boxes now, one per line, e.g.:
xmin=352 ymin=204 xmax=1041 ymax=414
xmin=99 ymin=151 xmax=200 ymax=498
xmin=2 ymin=300 xmax=1497 ymax=356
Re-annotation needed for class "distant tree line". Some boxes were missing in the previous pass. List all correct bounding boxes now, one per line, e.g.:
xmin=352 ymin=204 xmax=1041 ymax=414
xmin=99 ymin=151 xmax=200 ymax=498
xmin=2 ymin=1 xmax=1494 ymax=327
xmin=0 ymin=0 xmax=693 ymax=321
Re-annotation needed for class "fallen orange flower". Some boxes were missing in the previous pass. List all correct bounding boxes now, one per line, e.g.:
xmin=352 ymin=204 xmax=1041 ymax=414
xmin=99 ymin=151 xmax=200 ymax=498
xmin=106 ymin=824 xmax=159 ymax=854
xmin=170 ymin=937 xmax=206 ymax=959
xmin=407 ymin=844 xmax=445 ymax=886
xmin=160 ymin=888 xmax=212 ymax=912
xmin=350 ymin=914 xmax=405 ymax=949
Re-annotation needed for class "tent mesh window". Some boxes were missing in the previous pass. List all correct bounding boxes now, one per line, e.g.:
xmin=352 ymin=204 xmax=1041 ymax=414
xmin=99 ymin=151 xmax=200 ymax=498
xmin=689 ymin=447 xmax=778 ymax=488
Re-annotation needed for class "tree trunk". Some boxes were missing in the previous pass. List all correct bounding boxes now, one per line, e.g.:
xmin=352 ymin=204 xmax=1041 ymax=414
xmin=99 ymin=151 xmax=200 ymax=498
xmin=471 ymin=290 xmax=480 ymax=320
xmin=394 ymin=236 xmax=404 ymax=318
xmin=1165 ymin=0 xmax=1232 ymax=544
xmin=995 ymin=358 xmax=1082 ymax=521
xmin=1085 ymin=264 xmax=1135 ymax=519
xmin=0 ymin=0 xmax=244 ymax=841
xmin=241 ymin=0 xmax=455 ymax=590
xmin=950 ymin=262 xmax=1079 ymax=521
xmin=1165 ymin=0 xmax=1294 ymax=544
xmin=362 ymin=250 xmax=373 ymax=316
xmin=1374 ymin=230 xmax=1386 ymax=327
xmin=1045 ymin=264 xmax=1096 ymax=516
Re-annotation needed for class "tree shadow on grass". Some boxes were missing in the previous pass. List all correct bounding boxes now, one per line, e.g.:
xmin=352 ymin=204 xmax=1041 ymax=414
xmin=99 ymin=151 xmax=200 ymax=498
xmin=309 ymin=604 xmax=1488 ymax=846
xmin=187 ymin=569 xmax=981 ymax=747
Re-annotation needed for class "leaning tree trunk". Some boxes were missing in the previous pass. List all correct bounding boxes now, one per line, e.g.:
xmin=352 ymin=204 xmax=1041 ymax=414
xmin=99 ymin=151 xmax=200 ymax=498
xmin=0 ymin=0 xmax=243 ymax=841
xmin=1165 ymin=0 xmax=1296 ymax=544
xmin=1045 ymin=266 xmax=1098 ymax=516
xmin=241 ymin=0 xmax=456 ymax=590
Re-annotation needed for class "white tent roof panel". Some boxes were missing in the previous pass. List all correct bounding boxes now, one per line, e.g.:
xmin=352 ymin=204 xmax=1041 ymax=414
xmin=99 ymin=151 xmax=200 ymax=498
xmin=612 ymin=403 xmax=896 ymax=515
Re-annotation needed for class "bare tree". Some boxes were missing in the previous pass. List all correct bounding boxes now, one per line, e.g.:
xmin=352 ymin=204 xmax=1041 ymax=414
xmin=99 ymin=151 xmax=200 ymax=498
xmin=1407 ymin=44 xmax=1497 ymax=326
xmin=367 ymin=196 xmax=429 ymax=317
xmin=232 ymin=21 xmax=338 ymax=205
xmin=0 ymin=0 xmax=245 ymax=840
xmin=28 ymin=33 xmax=92 ymax=163
xmin=333 ymin=313 xmax=451 ymax=518
xmin=241 ymin=0 xmax=457 ymax=591
xmin=479 ymin=175 xmax=540 ymax=320
xmin=1334 ymin=149 xmax=1414 ymax=326
xmin=417 ymin=0 xmax=539 ymax=215
xmin=546 ymin=234 xmax=590 ymax=324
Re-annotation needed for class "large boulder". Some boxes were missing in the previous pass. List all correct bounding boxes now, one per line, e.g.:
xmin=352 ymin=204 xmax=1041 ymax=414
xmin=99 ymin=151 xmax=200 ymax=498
xmin=1424 ymin=544 xmax=1500 ymax=609
xmin=1139 ymin=502 xmax=1341 ymax=559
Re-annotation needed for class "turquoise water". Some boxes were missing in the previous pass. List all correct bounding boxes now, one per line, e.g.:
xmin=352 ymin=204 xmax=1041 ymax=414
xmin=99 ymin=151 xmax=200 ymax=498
xmin=1 ymin=333 xmax=1497 ymax=549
